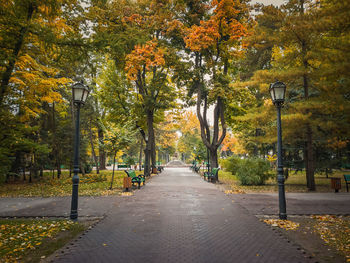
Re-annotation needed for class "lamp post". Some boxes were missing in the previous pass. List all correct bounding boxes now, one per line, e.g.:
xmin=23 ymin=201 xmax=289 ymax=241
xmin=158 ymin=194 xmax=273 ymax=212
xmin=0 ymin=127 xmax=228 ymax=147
xmin=269 ymin=81 xmax=287 ymax=220
xmin=70 ymin=82 xmax=90 ymax=220
xmin=144 ymin=134 xmax=150 ymax=177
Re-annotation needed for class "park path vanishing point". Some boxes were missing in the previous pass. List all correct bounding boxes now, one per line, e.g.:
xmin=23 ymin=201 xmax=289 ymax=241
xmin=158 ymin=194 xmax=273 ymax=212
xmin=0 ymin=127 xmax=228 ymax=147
xmin=53 ymin=168 xmax=312 ymax=263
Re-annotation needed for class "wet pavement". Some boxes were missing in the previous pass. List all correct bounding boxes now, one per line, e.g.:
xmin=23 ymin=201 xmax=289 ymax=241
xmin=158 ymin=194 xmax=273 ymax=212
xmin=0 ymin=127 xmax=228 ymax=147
xmin=50 ymin=168 xmax=314 ymax=263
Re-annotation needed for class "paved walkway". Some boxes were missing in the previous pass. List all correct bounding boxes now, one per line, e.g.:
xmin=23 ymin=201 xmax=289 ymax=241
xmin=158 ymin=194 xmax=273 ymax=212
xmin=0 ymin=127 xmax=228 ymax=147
xmin=232 ymin=192 xmax=350 ymax=216
xmin=51 ymin=168 xmax=312 ymax=263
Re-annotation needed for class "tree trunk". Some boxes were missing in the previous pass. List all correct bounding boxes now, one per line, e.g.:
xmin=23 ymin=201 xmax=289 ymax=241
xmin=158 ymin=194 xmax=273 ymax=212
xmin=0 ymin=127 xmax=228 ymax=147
xmin=110 ymin=151 xmax=117 ymax=190
xmin=29 ymin=153 xmax=34 ymax=183
xmin=147 ymin=110 xmax=156 ymax=172
xmin=302 ymin=51 xmax=315 ymax=190
xmin=139 ymin=137 xmax=143 ymax=171
xmin=305 ymin=126 xmax=315 ymax=190
xmin=299 ymin=0 xmax=315 ymax=190
xmin=209 ymin=147 xmax=218 ymax=175
xmin=194 ymin=53 xmax=227 ymax=182
xmin=196 ymin=89 xmax=226 ymax=181
xmin=0 ymin=3 xmax=34 ymax=105
xmin=98 ymin=126 xmax=106 ymax=170
xmin=89 ymin=123 xmax=99 ymax=174
xmin=51 ymin=102 xmax=61 ymax=179
xmin=144 ymin=147 xmax=150 ymax=177
xmin=56 ymin=161 xmax=61 ymax=179
xmin=22 ymin=160 xmax=26 ymax=181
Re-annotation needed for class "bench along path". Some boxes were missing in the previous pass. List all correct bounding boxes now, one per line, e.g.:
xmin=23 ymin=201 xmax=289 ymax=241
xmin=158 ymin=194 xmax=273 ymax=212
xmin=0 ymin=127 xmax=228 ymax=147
xmin=54 ymin=168 xmax=311 ymax=263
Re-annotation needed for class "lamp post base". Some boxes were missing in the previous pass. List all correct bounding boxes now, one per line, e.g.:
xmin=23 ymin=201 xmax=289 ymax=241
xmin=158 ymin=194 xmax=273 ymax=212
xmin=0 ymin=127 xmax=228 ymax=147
xmin=70 ymin=172 xmax=79 ymax=220
xmin=279 ymin=213 xmax=287 ymax=220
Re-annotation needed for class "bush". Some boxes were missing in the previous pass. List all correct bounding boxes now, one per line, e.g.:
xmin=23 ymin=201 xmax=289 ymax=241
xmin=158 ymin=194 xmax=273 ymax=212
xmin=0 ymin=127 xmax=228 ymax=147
xmin=221 ymin=156 xmax=242 ymax=175
xmin=222 ymin=156 xmax=272 ymax=185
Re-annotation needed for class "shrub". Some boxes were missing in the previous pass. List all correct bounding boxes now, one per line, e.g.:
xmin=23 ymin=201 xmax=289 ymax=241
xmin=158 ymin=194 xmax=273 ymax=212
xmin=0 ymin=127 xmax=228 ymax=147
xmin=222 ymin=156 xmax=272 ymax=185
xmin=221 ymin=156 xmax=243 ymax=175
xmin=236 ymin=158 xmax=272 ymax=185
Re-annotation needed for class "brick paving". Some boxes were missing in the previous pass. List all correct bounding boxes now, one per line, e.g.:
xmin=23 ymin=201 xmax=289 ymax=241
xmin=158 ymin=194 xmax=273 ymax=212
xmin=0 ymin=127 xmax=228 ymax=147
xmin=0 ymin=196 xmax=117 ymax=218
xmin=231 ymin=192 xmax=350 ymax=216
xmin=52 ymin=168 xmax=313 ymax=263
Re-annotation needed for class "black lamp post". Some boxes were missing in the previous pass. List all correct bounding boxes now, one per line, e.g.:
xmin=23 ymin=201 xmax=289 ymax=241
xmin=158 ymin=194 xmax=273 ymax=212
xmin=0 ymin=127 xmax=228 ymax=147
xmin=70 ymin=82 xmax=90 ymax=220
xmin=269 ymin=81 xmax=287 ymax=220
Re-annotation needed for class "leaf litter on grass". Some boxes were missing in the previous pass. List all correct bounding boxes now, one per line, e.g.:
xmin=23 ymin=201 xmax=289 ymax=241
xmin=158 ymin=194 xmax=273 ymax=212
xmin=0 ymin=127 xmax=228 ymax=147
xmin=0 ymin=219 xmax=78 ymax=262
xmin=311 ymin=215 xmax=350 ymax=260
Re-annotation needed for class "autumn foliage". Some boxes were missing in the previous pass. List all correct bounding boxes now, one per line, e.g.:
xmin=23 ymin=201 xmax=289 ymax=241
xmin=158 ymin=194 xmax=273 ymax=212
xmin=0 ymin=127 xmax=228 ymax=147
xmin=125 ymin=40 xmax=166 ymax=81
xmin=184 ymin=0 xmax=247 ymax=52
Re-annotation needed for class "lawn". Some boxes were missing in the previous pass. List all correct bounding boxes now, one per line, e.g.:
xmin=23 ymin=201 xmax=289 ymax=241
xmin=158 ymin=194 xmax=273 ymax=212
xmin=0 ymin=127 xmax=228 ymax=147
xmin=0 ymin=169 xmax=144 ymax=197
xmin=218 ymin=169 xmax=349 ymax=193
xmin=262 ymin=215 xmax=350 ymax=262
xmin=0 ymin=219 xmax=85 ymax=263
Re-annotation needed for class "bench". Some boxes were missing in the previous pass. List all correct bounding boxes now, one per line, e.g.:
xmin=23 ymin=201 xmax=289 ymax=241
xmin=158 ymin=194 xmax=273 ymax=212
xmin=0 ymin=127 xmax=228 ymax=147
xmin=190 ymin=163 xmax=197 ymax=171
xmin=204 ymin=167 xmax=220 ymax=182
xmin=344 ymin=174 xmax=350 ymax=192
xmin=194 ymin=165 xmax=201 ymax=173
xmin=124 ymin=170 xmax=145 ymax=189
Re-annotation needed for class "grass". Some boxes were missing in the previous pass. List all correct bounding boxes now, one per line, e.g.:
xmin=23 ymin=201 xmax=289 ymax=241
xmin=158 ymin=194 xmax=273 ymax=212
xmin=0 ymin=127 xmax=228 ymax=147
xmin=311 ymin=215 xmax=350 ymax=260
xmin=0 ymin=218 xmax=85 ymax=262
xmin=0 ymin=169 xmax=144 ymax=197
xmin=218 ymin=169 xmax=349 ymax=193
xmin=261 ymin=215 xmax=350 ymax=262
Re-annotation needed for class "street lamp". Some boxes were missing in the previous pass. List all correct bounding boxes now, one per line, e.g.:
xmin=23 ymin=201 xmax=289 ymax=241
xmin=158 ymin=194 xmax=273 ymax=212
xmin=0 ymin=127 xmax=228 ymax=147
xmin=70 ymin=81 xmax=90 ymax=220
xmin=269 ymin=81 xmax=287 ymax=220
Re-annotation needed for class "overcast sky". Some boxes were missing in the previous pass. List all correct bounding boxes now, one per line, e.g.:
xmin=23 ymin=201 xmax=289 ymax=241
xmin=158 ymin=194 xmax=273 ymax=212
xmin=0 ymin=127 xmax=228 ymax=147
xmin=252 ymin=0 xmax=285 ymax=6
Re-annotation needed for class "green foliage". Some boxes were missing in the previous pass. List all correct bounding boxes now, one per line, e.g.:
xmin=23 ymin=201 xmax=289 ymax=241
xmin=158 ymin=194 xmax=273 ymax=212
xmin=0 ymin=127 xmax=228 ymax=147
xmin=221 ymin=156 xmax=242 ymax=176
xmin=222 ymin=156 xmax=272 ymax=185
xmin=124 ymin=155 xmax=135 ymax=166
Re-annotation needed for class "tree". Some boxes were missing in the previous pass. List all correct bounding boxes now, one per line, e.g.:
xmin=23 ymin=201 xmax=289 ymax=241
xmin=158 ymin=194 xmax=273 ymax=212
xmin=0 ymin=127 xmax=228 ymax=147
xmin=183 ymin=0 xmax=249 ymax=179
xmin=0 ymin=0 xmax=86 ymax=180
xmin=92 ymin=0 xmax=179 ymax=176
xmin=227 ymin=0 xmax=350 ymax=190
xmin=106 ymin=124 xmax=135 ymax=189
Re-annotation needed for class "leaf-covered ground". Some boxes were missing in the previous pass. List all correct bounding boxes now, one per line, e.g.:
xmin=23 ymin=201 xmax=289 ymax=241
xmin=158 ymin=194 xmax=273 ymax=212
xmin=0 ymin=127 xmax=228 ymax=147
xmin=0 ymin=219 xmax=84 ymax=262
xmin=312 ymin=215 xmax=350 ymax=261
xmin=219 ymin=170 xmax=348 ymax=193
xmin=261 ymin=215 xmax=350 ymax=262
xmin=0 ymin=170 xmax=144 ymax=197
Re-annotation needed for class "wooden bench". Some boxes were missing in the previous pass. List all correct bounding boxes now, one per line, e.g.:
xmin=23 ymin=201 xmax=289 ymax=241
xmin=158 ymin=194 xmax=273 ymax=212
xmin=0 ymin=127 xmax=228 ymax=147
xmin=344 ymin=174 xmax=350 ymax=192
xmin=124 ymin=170 xmax=145 ymax=189
xmin=204 ymin=167 xmax=220 ymax=182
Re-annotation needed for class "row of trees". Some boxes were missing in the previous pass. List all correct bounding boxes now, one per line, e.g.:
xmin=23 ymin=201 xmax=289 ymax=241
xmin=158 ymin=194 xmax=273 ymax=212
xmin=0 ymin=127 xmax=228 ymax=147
xmin=228 ymin=0 xmax=350 ymax=190
xmin=0 ymin=0 xmax=349 ymax=190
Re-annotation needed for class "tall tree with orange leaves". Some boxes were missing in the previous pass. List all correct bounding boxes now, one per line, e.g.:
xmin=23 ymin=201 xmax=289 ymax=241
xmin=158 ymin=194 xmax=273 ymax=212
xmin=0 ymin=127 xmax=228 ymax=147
xmin=183 ymin=0 xmax=250 ymax=179
xmin=91 ymin=0 xmax=179 ymax=175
